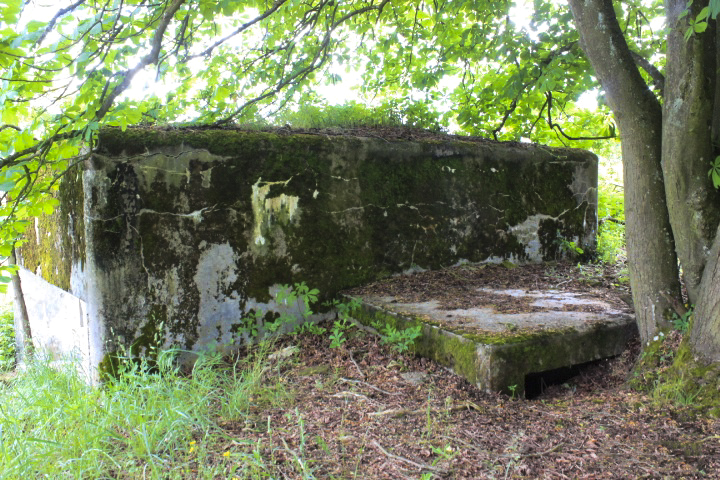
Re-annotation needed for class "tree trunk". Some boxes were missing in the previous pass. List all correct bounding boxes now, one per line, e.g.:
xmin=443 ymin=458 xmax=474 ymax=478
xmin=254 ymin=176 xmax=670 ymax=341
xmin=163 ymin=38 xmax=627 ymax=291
xmin=567 ymin=0 xmax=682 ymax=344
xmin=690 ymin=226 xmax=720 ymax=361
xmin=662 ymin=0 xmax=720 ymax=304
xmin=661 ymin=3 xmax=720 ymax=361
xmin=10 ymin=248 xmax=33 ymax=361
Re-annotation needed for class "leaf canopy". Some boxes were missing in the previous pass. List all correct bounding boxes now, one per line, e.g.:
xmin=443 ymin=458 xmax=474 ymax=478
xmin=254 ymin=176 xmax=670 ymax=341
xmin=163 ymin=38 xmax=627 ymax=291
xmin=0 ymin=0 xmax=668 ymax=261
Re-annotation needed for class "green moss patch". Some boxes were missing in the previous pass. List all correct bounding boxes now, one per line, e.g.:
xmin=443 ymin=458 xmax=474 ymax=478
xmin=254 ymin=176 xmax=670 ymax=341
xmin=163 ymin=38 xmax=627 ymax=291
xmin=19 ymin=165 xmax=85 ymax=290
xmin=631 ymin=332 xmax=720 ymax=419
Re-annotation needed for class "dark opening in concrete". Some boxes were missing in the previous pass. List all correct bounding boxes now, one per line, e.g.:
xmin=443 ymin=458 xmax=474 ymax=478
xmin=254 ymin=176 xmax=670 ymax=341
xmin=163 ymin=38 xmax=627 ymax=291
xmin=524 ymin=357 xmax=611 ymax=399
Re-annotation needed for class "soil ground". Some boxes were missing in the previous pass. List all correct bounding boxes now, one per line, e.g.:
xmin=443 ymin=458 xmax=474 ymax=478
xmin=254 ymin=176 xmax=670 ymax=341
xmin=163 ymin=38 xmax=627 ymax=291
xmin=215 ymin=264 xmax=720 ymax=479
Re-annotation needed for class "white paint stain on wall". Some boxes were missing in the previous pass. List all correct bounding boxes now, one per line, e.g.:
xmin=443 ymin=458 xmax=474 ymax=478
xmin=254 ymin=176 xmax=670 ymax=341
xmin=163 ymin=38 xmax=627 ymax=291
xmin=251 ymin=177 xmax=300 ymax=246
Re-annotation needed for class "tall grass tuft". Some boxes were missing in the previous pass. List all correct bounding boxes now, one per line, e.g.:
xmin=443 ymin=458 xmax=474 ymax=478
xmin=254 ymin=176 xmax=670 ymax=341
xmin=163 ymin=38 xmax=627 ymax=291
xmin=0 ymin=346 xmax=283 ymax=478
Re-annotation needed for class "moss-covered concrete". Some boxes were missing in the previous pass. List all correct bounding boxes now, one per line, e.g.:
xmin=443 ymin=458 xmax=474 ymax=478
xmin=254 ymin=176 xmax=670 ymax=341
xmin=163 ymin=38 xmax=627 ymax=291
xmin=19 ymin=165 xmax=85 ymax=292
xmin=23 ymin=126 xmax=598 ymax=371
xmin=345 ymin=292 xmax=636 ymax=397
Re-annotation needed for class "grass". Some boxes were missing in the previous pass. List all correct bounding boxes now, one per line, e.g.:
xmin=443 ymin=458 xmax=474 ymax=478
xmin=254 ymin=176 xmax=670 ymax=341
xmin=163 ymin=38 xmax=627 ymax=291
xmin=0 ymin=305 xmax=14 ymax=372
xmin=0 ymin=343 xmax=306 ymax=479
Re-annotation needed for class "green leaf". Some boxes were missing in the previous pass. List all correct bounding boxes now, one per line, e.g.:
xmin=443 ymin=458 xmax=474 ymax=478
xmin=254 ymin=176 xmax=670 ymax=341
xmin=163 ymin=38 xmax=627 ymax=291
xmin=0 ymin=0 xmax=22 ymax=24
xmin=684 ymin=26 xmax=694 ymax=41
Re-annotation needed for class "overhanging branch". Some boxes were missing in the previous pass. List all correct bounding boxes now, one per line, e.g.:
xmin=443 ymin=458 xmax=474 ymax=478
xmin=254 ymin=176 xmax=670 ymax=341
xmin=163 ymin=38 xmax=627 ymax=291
xmin=94 ymin=0 xmax=186 ymax=121
xmin=545 ymin=92 xmax=616 ymax=141
xmin=629 ymin=50 xmax=665 ymax=94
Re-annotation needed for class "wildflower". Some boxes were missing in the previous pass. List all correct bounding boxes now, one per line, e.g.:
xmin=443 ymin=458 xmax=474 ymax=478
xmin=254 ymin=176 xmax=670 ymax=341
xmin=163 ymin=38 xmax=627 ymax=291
xmin=223 ymin=451 xmax=231 ymax=457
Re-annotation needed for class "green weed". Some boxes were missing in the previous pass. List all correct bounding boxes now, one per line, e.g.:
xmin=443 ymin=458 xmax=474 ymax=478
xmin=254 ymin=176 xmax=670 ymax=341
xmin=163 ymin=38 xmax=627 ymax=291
xmin=369 ymin=318 xmax=424 ymax=353
xmin=0 ymin=305 xmax=14 ymax=372
xmin=672 ymin=306 xmax=693 ymax=334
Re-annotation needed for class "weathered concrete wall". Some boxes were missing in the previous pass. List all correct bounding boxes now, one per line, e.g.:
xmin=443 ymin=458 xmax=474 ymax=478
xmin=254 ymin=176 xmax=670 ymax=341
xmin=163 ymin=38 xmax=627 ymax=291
xmin=13 ymin=269 xmax=93 ymax=373
xmin=18 ymin=127 xmax=597 ymax=377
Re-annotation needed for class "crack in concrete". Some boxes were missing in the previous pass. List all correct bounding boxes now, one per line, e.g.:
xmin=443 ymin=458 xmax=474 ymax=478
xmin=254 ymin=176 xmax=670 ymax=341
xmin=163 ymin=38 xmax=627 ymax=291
xmin=136 ymin=206 xmax=217 ymax=225
xmin=326 ymin=201 xmax=448 ymax=215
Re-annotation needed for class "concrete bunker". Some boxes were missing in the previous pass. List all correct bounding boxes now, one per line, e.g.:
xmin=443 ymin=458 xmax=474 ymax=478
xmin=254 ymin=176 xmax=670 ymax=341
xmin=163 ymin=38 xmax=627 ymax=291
xmin=15 ymin=127 xmax=600 ymax=382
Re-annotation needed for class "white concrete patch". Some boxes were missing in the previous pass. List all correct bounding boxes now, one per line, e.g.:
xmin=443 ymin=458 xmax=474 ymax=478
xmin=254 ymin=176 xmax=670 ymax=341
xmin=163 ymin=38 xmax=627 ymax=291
xmin=193 ymin=243 xmax=241 ymax=350
xmin=251 ymin=177 xmax=299 ymax=246
xmin=508 ymin=214 xmax=554 ymax=261
xmin=15 ymin=268 xmax=92 ymax=380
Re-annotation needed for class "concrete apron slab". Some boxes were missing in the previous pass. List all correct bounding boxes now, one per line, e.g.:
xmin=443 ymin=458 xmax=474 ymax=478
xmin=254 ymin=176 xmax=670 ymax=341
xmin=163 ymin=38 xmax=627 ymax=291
xmin=344 ymin=288 xmax=636 ymax=397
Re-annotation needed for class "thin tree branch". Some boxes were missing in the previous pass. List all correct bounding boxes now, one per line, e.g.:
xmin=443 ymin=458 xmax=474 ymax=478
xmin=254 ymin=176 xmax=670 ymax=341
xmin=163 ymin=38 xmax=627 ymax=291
xmin=36 ymin=0 xmax=88 ymax=46
xmin=491 ymin=43 xmax=577 ymax=139
xmin=546 ymin=92 xmax=616 ymax=141
xmin=629 ymin=50 xmax=665 ymax=94
xmin=0 ymin=77 xmax=52 ymax=83
xmin=492 ymin=99 xmax=518 ymax=141
xmin=94 ymin=0 xmax=186 ymax=121
xmin=214 ymin=0 xmax=391 ymax=125
xmin=183 ymin=0 xmax=290 ymax=61
xmin=371 ymin=440 xmax=448 ymax=474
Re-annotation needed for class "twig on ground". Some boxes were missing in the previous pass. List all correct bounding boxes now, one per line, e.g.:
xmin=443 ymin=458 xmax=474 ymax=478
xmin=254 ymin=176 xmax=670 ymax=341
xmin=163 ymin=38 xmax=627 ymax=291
xmin=547 ymin=470 xmax=571 ymax=479
xmin=340 ymin=377 xmax=400 ymax=396
xmin=349 ymin=350 xmax=365 ymax=379
xmin=369 ymin=401 xmax=484 ymax=418
xmin=371 ymin=440 xmax=448 ymax=474
xmin=511 ymin=441 xmax=565 ymax=458
xmin=440 ymin=434 xmax=488 ymax=454
xmin=331 ymin=391 xmax=381 ymax=405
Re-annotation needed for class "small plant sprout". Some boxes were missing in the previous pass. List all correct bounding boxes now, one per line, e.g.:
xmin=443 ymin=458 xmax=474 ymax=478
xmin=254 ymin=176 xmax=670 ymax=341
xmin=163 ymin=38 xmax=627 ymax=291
xmin=710 ymin=156 xmax=720 ymax=189
xmin=672 ymin=306 xmax=693 ymax=334
xmin=380 ymin=324 xmax=423 ymax=353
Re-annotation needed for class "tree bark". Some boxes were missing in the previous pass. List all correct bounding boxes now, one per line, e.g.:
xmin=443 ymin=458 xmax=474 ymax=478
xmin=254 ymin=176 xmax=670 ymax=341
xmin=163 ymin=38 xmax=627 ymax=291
xmin=567 ymin=0 xmax=682 ymax=344
xmin=713 ymin=26 xmax=720 ymax=146
xmin=662 ymin=0 xmax=720 ymax=304
xmin=10 ymin=248 xmax=33 ymax=361
xmin=690 ymin=225 xmax=720 ymax=361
